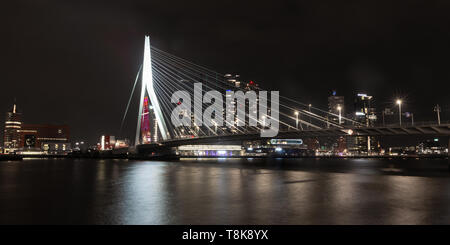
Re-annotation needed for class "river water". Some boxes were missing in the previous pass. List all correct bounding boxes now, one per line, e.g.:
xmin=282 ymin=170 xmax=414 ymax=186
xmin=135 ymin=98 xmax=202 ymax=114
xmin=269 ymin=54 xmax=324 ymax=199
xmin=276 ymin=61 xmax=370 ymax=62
xmin=1 ymin=157 xmax=449 ymax=224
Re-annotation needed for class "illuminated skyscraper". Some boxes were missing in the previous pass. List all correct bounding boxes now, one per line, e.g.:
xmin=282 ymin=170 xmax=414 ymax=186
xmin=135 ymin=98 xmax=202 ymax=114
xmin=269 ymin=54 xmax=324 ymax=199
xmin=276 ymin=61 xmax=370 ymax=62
xmin=353 ymin=93 xmax=376 ymax=126
xmin=224 ymin=74 xmax=241 ymax=88
xmin=328 ymin=90 xmax=344 ymax=124
xmin=139 ymin=96 xmax=160 ymax=143
xmin=349 ymin=93 xmax=379 ymax=154
xmin=3 ymin=104 xmax=22 ymax=153
xmin=140 ymin=97 xmax=152 ymax=144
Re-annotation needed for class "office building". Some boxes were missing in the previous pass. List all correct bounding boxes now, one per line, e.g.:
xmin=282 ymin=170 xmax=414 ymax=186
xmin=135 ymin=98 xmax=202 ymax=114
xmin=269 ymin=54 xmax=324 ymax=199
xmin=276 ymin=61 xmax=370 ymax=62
xmin=3 ymin=104 xmax=22 ymax=153
xmin=348 ymin=93 xmax=379 ymax=154
xmin=353 ymin=93 xmax=377 ymax=126
xmin=18 ymin=124 xmax=71 ymax=154
xmin=328 ymin=90 xmax=345 ymax=125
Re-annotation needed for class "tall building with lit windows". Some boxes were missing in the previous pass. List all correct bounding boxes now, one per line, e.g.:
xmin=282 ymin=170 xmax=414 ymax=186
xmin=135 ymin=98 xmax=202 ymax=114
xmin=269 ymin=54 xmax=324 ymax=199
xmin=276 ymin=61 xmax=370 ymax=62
xmin=139 ymin=96 xmax=160 ymax=143
xmin=3 ymin=104 xmax=22 ymax=153
xmin=348 ymin=93 xmax=379 ymax=154
xmin=224 ymin=74 xmax=241 ymax=88
xmin=3 ymin=103 xmax=71 ymax=155
xmin=353 ymin=93 xmax=377 ymax=126
xmin=223 ymin=74 xmax=261 ymax=134
xmin=328 ymin=90 xmax=345 ymax=125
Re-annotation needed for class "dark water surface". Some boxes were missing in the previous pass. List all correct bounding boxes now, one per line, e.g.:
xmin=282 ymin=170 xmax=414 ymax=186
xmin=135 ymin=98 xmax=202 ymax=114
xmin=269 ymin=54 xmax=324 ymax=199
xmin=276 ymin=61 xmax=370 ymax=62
xmin=1 ymin=157 xmax=449 ymax=224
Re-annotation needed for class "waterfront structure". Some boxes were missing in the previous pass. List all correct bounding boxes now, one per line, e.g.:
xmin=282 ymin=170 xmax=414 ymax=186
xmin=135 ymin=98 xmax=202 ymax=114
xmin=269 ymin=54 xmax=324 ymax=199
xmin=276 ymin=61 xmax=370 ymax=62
xmin=3 ymin=103 xmax=71 ymax=155
xmin=100 ymin=135 xmax=115 ymax=150
xmin=334 ymin=136 xmax=347 ymax=154
xmin=73 ymin=141 xmax=88 ymax=153
xmin=18 ymin=124 xmax=71 ymax=155
xmin=99 ymin=135 xmax=130 ymax=151
xmin=418 ymin=138 xmax=448 ymax=155
xmin=176 ymin=144 xmax=243 ymax=156
xmin=115 ymin=139 xmax=130 ymax=148
xmin=3 ymin=104 xmax=22 ymax=153
xmin=267 ymin=138 xmax=308 ymax=156
xmin=241 ymin=138 xmax=309 ymax=156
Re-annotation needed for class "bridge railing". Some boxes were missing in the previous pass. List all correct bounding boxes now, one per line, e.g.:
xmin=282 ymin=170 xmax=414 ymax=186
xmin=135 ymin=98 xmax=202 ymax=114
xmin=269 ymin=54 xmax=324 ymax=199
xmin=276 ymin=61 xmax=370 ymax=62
xmin=375 ymin=121 xmax=449 ymax=128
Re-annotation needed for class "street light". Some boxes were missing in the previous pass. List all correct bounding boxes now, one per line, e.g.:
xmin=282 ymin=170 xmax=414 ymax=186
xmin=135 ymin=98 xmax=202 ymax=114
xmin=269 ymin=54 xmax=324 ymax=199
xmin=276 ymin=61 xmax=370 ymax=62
xmin=213 ymin=121 xmax=217 ymax=133
xmin=262 ymin=115 xmax=266 ymax=127
xmin=308 ymin=104 xmax=312 ymax=128
xmin=337 ymin=106 xmax=342 ymax=125
xmin=294 ymin=111 xmax=299 ymax=129
xmin=396 ymin=99 xmax=402 ymax=126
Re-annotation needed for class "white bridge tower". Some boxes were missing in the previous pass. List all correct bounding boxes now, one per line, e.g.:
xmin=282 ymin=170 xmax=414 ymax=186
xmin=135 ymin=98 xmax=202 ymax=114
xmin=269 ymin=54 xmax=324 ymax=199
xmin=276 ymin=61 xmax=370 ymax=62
xmin=135 ymin=35 xmax=170 ymax=144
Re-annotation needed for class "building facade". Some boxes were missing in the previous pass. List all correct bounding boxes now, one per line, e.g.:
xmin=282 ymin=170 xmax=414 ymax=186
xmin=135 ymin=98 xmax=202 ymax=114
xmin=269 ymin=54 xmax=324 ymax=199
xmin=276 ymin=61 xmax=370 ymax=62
xmin=353 ymin=93 xmax=377 ymax=126
xmin=2 ymin=103 xmax=71 ymax=155
xmin=349 ymin=93 xmax=379 ymax=154
xmin=328 ymin=91 xmax=345 ymax=125
xmin=18 ymin=124 xmax=71 ymax=154
xmin=3 ymin=104 xmax=22 ymax=153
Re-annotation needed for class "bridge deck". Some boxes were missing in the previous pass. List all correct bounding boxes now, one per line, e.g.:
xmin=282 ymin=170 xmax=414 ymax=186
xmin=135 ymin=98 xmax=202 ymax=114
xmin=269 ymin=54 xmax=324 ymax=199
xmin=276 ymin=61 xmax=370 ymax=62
xmin=151 ymin=123 xmax=450 ymax=147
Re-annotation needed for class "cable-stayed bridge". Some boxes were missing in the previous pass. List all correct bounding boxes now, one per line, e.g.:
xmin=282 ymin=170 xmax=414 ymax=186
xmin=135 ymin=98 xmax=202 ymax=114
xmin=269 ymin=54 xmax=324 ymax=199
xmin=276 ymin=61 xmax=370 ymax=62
xmin=121 ymin=36 xmax=450 ymax=154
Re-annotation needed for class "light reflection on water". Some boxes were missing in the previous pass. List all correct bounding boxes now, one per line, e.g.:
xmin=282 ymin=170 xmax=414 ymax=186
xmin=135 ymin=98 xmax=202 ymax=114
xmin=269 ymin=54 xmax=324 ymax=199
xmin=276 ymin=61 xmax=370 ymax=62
xmin=0 ymin=157 xmax=449 ymax=224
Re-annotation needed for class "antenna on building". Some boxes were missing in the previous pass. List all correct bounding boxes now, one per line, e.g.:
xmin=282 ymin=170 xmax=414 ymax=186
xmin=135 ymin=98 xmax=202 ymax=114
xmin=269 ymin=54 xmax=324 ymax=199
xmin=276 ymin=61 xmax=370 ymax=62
xmin=13 ymin=97 xmax=17 ymax=114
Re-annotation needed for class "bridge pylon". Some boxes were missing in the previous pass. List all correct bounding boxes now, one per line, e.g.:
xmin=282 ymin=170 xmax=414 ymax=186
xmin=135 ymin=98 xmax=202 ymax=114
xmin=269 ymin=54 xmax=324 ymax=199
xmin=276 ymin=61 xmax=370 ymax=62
xmin=135 ymin=35 xmax=170 ymax=145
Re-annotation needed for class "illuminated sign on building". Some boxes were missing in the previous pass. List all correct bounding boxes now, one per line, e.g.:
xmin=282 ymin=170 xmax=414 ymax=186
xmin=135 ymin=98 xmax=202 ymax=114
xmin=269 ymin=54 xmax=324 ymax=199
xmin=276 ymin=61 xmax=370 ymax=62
xmin=270 ymin=139 xmax=303 ymax=145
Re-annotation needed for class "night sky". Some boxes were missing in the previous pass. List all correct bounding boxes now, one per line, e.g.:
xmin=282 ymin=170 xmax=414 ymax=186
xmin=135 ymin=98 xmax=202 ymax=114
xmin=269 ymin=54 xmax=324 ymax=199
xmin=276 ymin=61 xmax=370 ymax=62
xmin=1 ymin=0 xmax=449 ymax=145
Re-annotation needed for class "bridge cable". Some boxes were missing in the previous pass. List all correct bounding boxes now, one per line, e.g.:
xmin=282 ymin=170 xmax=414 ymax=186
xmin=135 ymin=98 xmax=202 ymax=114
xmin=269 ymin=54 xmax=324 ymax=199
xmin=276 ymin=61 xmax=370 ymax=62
xmin=119 ymin=64 xmax=142 ymax=138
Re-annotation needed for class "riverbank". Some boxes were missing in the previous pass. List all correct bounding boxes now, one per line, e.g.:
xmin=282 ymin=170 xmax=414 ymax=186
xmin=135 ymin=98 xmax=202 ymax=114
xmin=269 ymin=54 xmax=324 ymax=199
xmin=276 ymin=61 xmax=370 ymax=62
xmin=2 ymin=154 xmax=447 ymax=160
xmin=177 ymin=155 xmax=448 ymax=159
xmin=0 ymin=155 xmax=23 ymax=161
xmin=1 ymin=157 xmax=450 ymax=224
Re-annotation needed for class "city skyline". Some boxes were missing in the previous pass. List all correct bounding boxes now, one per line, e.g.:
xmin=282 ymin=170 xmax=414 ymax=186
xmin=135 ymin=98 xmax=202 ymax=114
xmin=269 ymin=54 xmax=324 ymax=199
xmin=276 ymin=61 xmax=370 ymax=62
xmin=1 ymin=0 xmax=449 ymax=144
xmin=1 ymin=85 xmax=446 ymax=146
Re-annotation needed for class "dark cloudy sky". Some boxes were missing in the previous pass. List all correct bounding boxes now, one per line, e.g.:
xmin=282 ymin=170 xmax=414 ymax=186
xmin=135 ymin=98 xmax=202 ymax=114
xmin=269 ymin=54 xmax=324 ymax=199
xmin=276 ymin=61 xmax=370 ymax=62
xmin=1 ymin=0 xmax=449 ymax=144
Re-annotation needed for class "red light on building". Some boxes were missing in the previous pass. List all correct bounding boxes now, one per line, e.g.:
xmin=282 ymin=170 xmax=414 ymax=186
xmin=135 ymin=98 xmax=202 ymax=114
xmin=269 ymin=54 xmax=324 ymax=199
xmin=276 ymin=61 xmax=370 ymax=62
xmin=141 ymin=96 xmax=152 ymax=144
